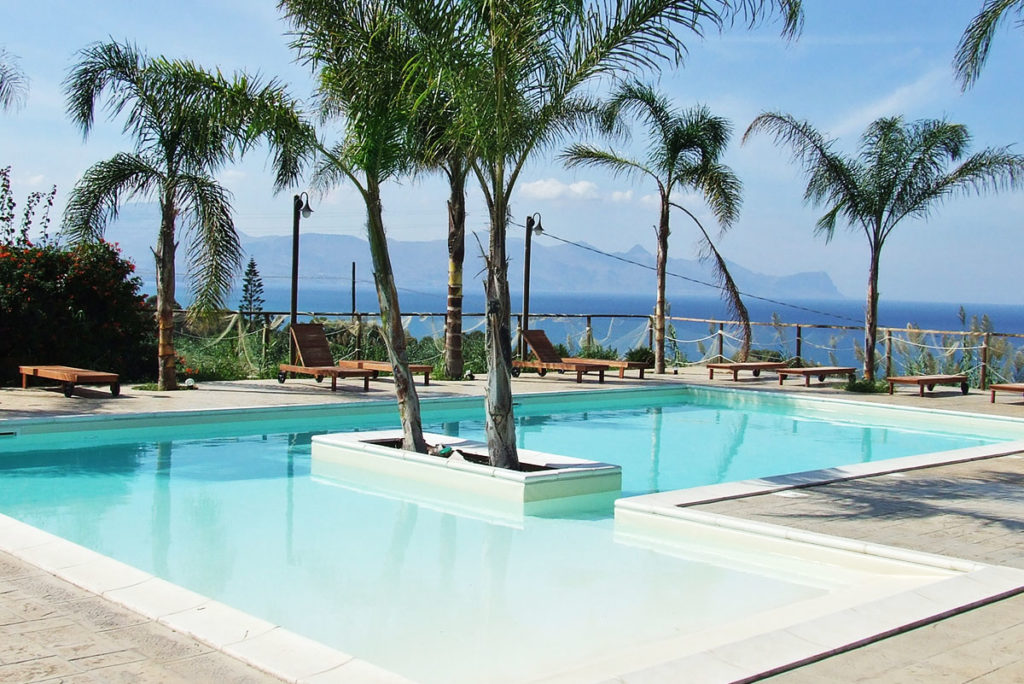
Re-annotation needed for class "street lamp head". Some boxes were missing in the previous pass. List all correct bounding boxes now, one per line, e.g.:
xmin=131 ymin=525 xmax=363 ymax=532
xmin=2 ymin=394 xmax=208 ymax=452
xmin=295 ymin=192 xmax=314 ymax=219
xmin=528 ymin=212 xmax=543 ymax=235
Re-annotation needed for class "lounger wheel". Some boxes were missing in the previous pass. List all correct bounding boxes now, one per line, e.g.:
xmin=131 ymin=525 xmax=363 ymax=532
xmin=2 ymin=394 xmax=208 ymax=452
xmin=277 ymin=371 xmax=287 ymax=384
xmin=511 ymin=367 xmax=521 ymax=377
xmin=960 ymin=382 xmax=969 ymax=395
xmin=753 ymin=369 xmax=761 ymax=377
xmin=927 ymin=383 xmax=935 ymax=392
xmin=110 ymin=382 xmax=120 ymax=397
xmin=538 ymin=368 xmax=547 ymax=377
xmin=557 ymin=369 xmax=564 ymax=374
xmin=63 ymin=383 xmax=74 ymax=398
xmin=818 ymin=374 xmax=826 ymax=382
xmin=315 ymin=375 xmax=324 ymax=383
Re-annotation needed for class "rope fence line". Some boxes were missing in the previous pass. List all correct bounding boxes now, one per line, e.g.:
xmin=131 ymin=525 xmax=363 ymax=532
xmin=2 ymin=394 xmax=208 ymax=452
xmin=168 ymin=308 xmax=1024 ymax=385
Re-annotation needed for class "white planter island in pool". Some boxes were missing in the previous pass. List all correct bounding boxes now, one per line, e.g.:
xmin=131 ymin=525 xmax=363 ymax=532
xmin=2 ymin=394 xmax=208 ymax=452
xmin=311 ymin=430 xmax=622 ymax=520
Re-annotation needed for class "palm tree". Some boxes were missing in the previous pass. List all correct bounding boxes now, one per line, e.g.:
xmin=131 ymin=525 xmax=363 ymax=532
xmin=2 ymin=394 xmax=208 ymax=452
xmin=0 ymin=48 xmax=28 ymax=111
xmin=62 ymin=40 xmax=311 ymax=390
xmin=955 ymin=0 xmax=1024 ymax=89
xmin=281 ymin=0 xmax=428 ymax=452
xmin=562 ymin=83 xmax=744 ymax=373
xmin=744 ymin=113 xmax=1024 ymax=380
xmin=409 ymin=0 xmax=801 ymax=469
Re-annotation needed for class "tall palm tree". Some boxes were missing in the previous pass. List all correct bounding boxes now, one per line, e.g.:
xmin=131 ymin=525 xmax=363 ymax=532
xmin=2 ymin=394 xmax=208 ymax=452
xmin=744 ymin=113 xmax=1024 ymax=380
xmin=62 ymin=40 xmax=311 ymax=390
xmin=0 ymin=48 xmax=28 ymax=111
xmin=409 ymin=0 xmax=802 ymax=469
xmin=281 ymin=0 xmax=428 ymax=452
xmin=954 ymin=0 xmax=1024 ymax=89
xmin=562 ymin=83 xmax=744 ymax=373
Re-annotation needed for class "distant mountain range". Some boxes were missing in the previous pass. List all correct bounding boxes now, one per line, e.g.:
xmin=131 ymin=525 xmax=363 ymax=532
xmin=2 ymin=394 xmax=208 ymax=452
xmin=104 ymin=203 xmax=843 ymax=300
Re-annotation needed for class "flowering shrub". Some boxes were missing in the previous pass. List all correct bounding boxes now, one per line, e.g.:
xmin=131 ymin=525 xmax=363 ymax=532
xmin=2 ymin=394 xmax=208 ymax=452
xmin=0 ymin=240 xmax=155 ymax=384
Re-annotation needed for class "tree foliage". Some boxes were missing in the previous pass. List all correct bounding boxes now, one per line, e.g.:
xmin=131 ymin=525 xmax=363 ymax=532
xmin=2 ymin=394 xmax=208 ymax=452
xmin=954 ymin=0 xmax=1024 ymax=89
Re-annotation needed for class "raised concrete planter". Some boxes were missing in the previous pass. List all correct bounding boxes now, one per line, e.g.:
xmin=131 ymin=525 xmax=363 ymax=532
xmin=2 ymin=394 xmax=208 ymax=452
xmin=311 ymin=430 xmax=621 ymax=519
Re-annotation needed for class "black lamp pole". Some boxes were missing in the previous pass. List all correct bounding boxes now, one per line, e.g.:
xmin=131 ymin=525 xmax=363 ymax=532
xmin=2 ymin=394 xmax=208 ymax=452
xmin=521 ymin=212 xmax=543 ymax=359
xmin=290 ymin=192 xmax=313 ymax=364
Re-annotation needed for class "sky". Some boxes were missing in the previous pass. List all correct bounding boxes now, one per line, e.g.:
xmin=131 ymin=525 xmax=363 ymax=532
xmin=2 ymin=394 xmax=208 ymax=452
xmin=1 ymin=0 xmax=1023 ymax=305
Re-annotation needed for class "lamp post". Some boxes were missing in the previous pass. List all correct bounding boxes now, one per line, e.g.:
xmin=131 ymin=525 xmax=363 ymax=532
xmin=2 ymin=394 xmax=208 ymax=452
xmin=521 ymin=212 xmax=543 ymax=359
xmin=290 ymin=192 xmax=313 ymax=364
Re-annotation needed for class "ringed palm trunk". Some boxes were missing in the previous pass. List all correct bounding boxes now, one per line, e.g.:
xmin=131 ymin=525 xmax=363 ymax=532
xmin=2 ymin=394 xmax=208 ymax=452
xmin=484 ymin=188 xmax=518 ymax=470
xmin=653 ymin=201 xmax=670 ymax=373
xmin=155 ymin=196 xmax=178 ymax=391
xmin=863 ymin=244 xmax=881 ymax=381
xmin=365 ymin=177 xmax=427 ymax=453
xmin=444 ymin=167 xmax=467 ymax=380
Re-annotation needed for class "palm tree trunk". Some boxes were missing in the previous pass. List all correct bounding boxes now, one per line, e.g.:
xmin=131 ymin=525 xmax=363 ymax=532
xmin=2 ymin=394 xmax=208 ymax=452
xmin=863 ymin=245 xmax=881 ymax=381
xmin=654 ymin=201 xmax=670 ymax=373
xmin=155 ymin=197 xmax=178 ymax=391
xmin=444 ymin=164 xmax=467 ymax=380
xmin=484 ymin=188 xmax=518 ymax=470
xmin=365 ymin=177 xmax=427 ymax=453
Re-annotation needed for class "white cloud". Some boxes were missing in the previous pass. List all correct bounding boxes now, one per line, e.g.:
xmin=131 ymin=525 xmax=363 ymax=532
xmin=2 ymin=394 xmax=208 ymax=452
xmin=609 ymin=190 xmax=633 ymax=203
xmin=519 ymin=178 xmax=599 ymax=201
xmin=639 ymin=193 xmax=660 ymax=207
xmin=828 ymin=68 xmax=948 ymax=138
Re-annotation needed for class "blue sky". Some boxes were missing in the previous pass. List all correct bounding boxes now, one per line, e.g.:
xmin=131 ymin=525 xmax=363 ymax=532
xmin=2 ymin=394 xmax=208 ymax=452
xmin=2 ymin=1 xmax=1022 ymax=304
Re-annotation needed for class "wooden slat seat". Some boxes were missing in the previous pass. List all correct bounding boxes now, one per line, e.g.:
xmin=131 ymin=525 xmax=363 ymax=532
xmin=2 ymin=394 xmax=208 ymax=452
xmin=776 ymin=366 xmax=857 ymax=387
xmin=989 ymin=382 xmax=1024 ymax=403
xmin=887 ymin=374 xmax=969 ymax=397
xmin=707 ymin=361 xmax=787 ymax=381
xmin=513 ymin=330 xmax=608 ymax=383
xmin=336 ymin=359 xmax=432 ymax=385
xmin=278 ymin=324 xmax=374 ymax=392
xmin=20 ymin=365 xmax=120 ymax=398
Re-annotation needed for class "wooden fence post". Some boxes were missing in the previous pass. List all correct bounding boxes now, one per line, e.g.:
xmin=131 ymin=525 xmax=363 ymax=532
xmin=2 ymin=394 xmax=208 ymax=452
xmin=717 ymin=323 xmax=724 ymax=362
xmin=981 ymin=333 xmax=990 ymax=390
xmin=795 ymin=326 xmax=802 ymax=365
xmin=885 ymin=329 xmax=892 ymax=379
xmin=355 ymin=313 xmax=362 ymax=360
xmin=648 ymin=317 xmax=654 ymax=349
xmin=585 ymin=316 xmax=593 ymax=348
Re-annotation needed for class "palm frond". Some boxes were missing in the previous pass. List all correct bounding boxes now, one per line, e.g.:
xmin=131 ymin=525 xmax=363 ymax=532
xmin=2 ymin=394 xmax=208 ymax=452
xmin=178 ymin=174 xmax=240 ymax=315
xmin=0 ymin=49 xmax=28 ymax=111
xmin=61 ymin=153 xmax=164 ymax=243
xmin=559 ymin=144 xmax=654 ymax=182
xmin=953 ymin=0 xmax=1024 ymax=90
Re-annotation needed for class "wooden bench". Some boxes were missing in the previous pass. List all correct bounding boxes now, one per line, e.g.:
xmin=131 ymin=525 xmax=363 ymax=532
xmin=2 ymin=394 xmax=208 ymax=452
xmin=336 ymin=360 xmax=432 ymax=385
xmin=776 ymin=366 xmax=856 ymax=387
xmin=707 ymin=361 xmax=786 ymax=381
xmin=887 ymin=374 xmax=969 ymax=397
xmin=20 ymin=365 xmax=120 ymax=398
xmin=990 ymin=383 xmax=1024 ymax=403
xmin=511 ymin=360 xmax=606 ymax=383
xmin=277 ymin=364 xmax=374 ymax=391
xmin=560 ymin=357 xmax=649 ymax=379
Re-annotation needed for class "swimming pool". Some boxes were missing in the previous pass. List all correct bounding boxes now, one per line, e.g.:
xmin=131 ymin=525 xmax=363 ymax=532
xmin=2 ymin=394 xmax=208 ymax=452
xmin=1 ymin=387 xmax=1022 ymax=682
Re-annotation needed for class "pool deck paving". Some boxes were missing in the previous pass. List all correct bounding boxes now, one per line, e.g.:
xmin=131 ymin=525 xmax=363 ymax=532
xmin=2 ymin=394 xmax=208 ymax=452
xmin=1 ymin=367 xmax=1024 ymax=682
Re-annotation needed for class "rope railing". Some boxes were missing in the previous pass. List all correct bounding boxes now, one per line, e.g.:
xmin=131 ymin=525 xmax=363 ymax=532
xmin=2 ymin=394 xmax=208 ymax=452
xmin=166 ymin=308 xmax=1024 ymax=386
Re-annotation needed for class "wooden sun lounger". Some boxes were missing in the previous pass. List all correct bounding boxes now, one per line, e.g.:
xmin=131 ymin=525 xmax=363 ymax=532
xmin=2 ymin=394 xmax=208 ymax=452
xmin=989 ymin=383 xmax=1024 ymax=403
xmin=278 ymin=324 xmax=374 ymax=392
xmin=707 ymin=361 xmax=786 ymax=381
xmin=776 ymin=366 xmax=856 ymax=387
xmin=336 ymin=359 xmax=432 ymax=385
xmin=513 ymin=329 xmax=643 ymax=382
xmin=560 ymin=357 xmax=649 ymax=379
xmin=512 ymin=359 xmax=606 ymax=383
xmin=20 ymin=365 xmax=120 ymax=398
xmin=887 ymin=374 xmax=969 ymax=397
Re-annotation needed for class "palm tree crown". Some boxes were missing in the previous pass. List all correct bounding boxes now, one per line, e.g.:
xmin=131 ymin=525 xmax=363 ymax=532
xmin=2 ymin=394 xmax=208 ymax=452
xmin=744 ymin=112 xmax=1024 ymax=379
xmin=562 ymin=82 xmax=744 ymax=372
xmin=0 ymin=48 xmax=28 ymax=112
xmin=62 ymin=40 xmax=311 ymax=389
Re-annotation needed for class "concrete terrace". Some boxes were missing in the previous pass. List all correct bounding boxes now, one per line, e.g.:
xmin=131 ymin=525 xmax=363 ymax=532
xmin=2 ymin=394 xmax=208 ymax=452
xmin=1 ymin=367 xmax=1023 ymax=683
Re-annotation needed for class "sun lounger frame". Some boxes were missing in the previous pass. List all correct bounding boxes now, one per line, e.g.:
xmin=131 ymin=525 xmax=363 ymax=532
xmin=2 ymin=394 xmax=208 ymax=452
xmin=20 ymin=365 xmax=120 ymax=398
xmin=886 ymin=374 xmax=969 ymax=397
xmin=336 ymin=359 xmax=432 ymax=385
xmin=776 ymin=366 xmax=857 ymax=387
xmin=989 ymin=382 xmax=1024 ymax=403
xmin=707 ymin=361 xmax=787 ymax=381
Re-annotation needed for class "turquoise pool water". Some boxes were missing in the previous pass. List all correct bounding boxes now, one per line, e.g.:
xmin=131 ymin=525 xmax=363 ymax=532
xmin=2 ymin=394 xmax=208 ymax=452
xmin=0 ymin=388 xmax=1015 ymax=682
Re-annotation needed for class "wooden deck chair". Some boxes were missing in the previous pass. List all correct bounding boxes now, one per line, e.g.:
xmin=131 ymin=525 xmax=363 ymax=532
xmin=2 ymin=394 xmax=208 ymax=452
xmin=512 ymin=329 xmax=606 ymax=383
xmin=278 ymin=323 xmax=374 ymax=391
xmin=516 ymin=329 xmax=649 ymax=380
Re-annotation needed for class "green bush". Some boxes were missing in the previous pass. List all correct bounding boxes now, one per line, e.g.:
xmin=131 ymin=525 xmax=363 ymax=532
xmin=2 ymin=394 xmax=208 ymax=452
xmin=625 ymin=346 xmax=655 ymax=365
xmin=0 ymin=240 xmax=154 ymax=383
xmin=577 ymin=342 xmax=619 ymax=360
xmin=844 ymin=377 xmax=887 ymax=393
